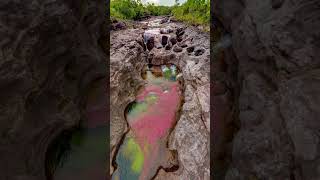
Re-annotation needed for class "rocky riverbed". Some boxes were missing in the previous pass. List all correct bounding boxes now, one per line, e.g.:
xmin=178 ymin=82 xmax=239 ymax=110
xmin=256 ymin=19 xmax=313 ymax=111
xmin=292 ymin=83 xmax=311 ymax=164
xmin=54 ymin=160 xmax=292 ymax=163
xmin=110 ymin=17 xmax=210 ymax=180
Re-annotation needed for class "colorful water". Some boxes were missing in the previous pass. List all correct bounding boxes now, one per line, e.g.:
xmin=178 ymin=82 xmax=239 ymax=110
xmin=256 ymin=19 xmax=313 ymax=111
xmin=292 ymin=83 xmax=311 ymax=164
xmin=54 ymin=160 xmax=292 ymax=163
xmin=112 ymin=64 xmax=182 ymax=180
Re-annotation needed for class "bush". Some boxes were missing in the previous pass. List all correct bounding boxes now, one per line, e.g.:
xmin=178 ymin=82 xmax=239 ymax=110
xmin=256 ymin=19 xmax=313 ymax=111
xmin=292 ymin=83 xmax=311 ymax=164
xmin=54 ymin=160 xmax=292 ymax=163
xmin=172 ymin=0 xmax=210 ymax=26
xmin=110 ymin=0 xmax=210 ymax=28
xmin=110 ymin=0 xmax=172 ymax=20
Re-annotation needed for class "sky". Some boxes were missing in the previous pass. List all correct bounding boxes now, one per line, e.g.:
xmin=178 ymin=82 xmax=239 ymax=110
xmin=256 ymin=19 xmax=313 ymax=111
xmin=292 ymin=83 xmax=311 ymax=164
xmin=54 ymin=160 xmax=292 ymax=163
xmin=142 ymin=0 xmax=187 ymax=6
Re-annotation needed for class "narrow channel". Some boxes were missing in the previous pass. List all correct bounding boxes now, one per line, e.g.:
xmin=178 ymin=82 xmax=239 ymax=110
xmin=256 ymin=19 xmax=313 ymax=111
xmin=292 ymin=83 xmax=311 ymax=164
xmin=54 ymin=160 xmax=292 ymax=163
xmin=112 ymin=63 xmax=184 ymax=180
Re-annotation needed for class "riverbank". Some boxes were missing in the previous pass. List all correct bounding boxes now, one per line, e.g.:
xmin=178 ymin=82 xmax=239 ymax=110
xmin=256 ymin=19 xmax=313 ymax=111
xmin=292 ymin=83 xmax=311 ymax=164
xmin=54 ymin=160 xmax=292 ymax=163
xmin=111 ymin=16 xmax=209 ymax=32
xmin=110 ymin=17 xmax=210 ymax=179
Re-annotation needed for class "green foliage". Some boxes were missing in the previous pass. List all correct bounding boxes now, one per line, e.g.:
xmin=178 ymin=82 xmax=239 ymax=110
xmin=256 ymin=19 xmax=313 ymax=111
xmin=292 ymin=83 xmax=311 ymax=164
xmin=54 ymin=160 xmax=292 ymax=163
xmin=110 ymin=0 xmax=210 ymax=27
xmin=110 ymin=0 xmax=172 ymax=20
xmin=172 ymin=0 xmax=210 ymax=26
xmin=145 ymin=4 xmax=172 ymax=16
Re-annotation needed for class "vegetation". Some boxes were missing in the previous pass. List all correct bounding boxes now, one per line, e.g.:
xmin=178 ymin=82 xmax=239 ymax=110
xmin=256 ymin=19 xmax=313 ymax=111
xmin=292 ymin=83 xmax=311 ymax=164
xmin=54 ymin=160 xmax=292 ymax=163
xmin=110 ymin=0 xmax=210 ymax=27
xmin=172 ymin=0 xmax=210 ymax=26
xmin=110 ymin=0 xmax=172 ymax=20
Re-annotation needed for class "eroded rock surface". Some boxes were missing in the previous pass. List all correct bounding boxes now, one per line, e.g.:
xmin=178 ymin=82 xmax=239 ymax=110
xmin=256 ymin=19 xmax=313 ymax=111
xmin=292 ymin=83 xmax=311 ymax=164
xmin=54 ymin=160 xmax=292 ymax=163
xmin=214 ymin=0 xmax=320 ymax=179
xmin=0 ymin=0 xmax=107 ymax=179
xmin=110 ymin=28 xmax=147 ymax=174
xmin=110 ymin=17 xmax=210 ymax=179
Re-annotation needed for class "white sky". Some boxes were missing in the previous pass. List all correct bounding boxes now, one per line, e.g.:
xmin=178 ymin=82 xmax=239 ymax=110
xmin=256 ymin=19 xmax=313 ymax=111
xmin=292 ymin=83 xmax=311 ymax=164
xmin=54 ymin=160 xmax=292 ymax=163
xmin=142 ymin=0 xmax=187 ymax=6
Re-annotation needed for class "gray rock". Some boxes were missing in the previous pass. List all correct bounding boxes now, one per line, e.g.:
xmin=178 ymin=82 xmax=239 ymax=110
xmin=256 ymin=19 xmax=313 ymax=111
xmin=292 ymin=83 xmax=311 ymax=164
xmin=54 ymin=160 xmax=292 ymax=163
xmin=173 ymin=45 xmax=183 ymax=52
xmin=0 ymin=0 xmax=107 ymax=179
xmin=178 ymin=42 xmax=188 ymax=48
xmin=112 ymin=22 xmax=126 ymax=31
xmin=160 ymin=28 xmax=173 ymax=34
xmin=110 ymin=28 xmax=147 ymax=175
xmin=194 ymin=48 xmax=205 ymax=56
xmin=111 ymin=20 xmax=210 ymax=179
xmin=170 ymin=36 xmax=178 ymax=45
xmin=186 ymin=46 xmax=195 ymax=53
xmin=214 ymin=0 xmax=320 ymax=179
xmin=165 ymin=42 xmax=173 ymax=50
xmin=146 ymin=36 xmax=155 ymax=51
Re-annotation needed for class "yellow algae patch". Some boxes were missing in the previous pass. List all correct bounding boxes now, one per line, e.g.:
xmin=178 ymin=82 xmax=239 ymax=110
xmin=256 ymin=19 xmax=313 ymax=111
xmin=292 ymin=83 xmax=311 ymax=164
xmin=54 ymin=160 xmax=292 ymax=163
xmin=123 ymin=138 xmax=144 ymax=173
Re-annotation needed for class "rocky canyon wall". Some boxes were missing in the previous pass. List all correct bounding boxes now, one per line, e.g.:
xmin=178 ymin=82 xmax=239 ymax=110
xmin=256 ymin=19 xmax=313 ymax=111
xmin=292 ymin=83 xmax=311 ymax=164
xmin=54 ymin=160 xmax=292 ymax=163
xmin=0 ymin=0 xmax=107 ymax=179
xmin=214 ymin=0 xmax=320 ymax=179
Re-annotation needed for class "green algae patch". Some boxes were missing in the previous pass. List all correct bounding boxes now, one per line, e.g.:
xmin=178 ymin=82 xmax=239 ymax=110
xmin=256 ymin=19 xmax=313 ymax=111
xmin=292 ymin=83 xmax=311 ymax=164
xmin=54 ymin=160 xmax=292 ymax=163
xmin=128 ymin=103 xmax=148 ymax=118
xmin=123 ymin=138 xmax=144 ymax=173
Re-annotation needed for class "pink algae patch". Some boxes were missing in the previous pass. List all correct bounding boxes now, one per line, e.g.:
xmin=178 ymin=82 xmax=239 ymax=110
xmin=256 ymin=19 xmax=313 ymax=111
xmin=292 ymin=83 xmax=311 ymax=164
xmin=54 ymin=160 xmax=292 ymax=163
xmin=131 ymin=83 xmax=180 ymax=144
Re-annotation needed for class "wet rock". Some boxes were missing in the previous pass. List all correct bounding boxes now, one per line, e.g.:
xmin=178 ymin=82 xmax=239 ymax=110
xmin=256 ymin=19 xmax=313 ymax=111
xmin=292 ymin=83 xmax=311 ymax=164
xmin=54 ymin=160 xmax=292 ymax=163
xmin=173 ymin=45 xmax=183 ymax=53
